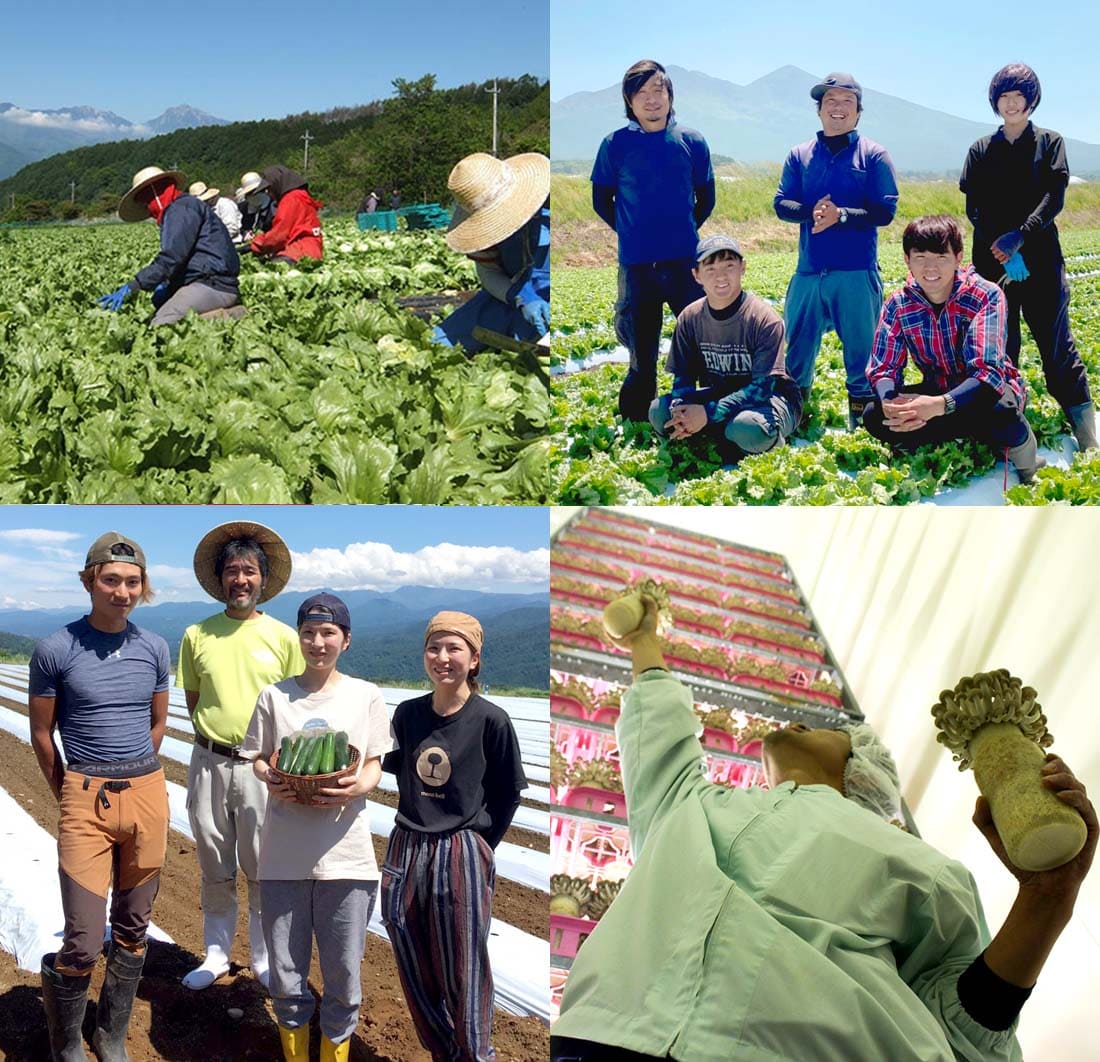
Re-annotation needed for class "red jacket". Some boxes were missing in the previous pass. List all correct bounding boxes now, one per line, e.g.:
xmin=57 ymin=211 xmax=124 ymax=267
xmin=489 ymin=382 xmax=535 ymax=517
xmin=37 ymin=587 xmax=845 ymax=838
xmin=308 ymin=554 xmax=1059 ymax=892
xmin=251 ymin=188 xmax=324 ymax=261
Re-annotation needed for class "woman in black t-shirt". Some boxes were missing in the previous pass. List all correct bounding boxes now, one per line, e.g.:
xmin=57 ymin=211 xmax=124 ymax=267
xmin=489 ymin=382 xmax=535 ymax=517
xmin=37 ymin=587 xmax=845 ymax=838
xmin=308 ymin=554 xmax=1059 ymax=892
xmin=960 ymin=63 xmax=1096 ymax=451
xmin=380 ymin=611 xmax=527 ymax=1062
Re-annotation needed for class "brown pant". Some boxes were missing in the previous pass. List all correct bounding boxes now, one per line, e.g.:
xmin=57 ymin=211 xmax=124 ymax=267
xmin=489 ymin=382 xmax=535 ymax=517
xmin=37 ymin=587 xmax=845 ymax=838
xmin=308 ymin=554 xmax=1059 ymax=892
xmin=55 ymin=768 xmax=169 ymax=975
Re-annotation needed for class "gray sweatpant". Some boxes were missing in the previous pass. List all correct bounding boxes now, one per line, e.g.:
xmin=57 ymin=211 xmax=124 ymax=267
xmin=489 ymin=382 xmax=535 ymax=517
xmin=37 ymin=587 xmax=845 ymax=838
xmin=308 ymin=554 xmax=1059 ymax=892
xmin=261 ymin=879 xmax=378 ymax=1043
xmin=152 ymin=282 xmax=239 ymax=326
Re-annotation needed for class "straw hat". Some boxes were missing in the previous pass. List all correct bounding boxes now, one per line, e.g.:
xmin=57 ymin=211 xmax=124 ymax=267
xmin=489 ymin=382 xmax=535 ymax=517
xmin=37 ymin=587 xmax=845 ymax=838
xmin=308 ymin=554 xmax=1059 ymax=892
xmin=236 ymin=171 xmax=266 ymax=199
xmin=188 ymin=181 xmax=220 ymax=202
xmin=118 ymin=165 xmax=186 ymax=222
xmin=192 ymin=521 xmax=292 ymax=604
xmin=445 ymin=152 xmax=549 ymax=254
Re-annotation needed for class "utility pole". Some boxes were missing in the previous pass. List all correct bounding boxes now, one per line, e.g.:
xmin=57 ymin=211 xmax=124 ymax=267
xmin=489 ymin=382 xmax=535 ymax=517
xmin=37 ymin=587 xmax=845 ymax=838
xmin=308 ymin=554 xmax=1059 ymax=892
xmin=485 ymin=80 xmax=500 ymax=156
xmin=301 ymin=129 xmax=314 ymax=174
xmin=70 ymin=180 xmax=76 ymax=203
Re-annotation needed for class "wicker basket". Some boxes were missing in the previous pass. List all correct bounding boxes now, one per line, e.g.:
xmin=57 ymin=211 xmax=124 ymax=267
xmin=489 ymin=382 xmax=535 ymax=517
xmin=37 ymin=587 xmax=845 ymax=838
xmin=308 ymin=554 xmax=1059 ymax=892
xmin=269 ymin=743 xmax=361 ymax=804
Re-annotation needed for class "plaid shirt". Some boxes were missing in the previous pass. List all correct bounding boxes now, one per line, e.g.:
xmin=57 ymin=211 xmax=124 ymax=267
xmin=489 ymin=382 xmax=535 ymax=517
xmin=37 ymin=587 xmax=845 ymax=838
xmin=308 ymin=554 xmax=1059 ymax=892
xmin=866 ymin=266 xmax=1025 ymax=408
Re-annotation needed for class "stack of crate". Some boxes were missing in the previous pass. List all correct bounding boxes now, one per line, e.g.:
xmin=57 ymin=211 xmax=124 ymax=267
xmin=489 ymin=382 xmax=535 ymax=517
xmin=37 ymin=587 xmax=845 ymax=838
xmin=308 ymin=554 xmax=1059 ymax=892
xmin=548 ymin=508 xmax=864 ymax=1016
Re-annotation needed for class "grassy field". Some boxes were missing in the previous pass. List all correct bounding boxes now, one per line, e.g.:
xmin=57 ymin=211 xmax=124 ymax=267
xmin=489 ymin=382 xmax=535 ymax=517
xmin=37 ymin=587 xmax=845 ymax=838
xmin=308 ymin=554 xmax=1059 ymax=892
xmin=550 ymin=173 xmax=1100 ymax=505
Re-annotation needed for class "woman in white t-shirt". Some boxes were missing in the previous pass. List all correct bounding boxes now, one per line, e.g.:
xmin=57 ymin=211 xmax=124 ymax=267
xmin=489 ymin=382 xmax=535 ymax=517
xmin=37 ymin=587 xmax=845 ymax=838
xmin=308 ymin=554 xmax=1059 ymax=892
xmin=244 ymin=592 xmax=394 ymax=1062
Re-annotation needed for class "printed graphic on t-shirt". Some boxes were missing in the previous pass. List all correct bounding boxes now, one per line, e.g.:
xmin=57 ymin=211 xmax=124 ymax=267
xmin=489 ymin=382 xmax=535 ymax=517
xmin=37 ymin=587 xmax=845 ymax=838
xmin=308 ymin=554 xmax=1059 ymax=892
xmin=699 ymin=342 xmax=751 ymax=376
xmin=416 ymin=745 xmax=452 ymax=788
xmin=251 ymin=648 xmax=279 ymax=664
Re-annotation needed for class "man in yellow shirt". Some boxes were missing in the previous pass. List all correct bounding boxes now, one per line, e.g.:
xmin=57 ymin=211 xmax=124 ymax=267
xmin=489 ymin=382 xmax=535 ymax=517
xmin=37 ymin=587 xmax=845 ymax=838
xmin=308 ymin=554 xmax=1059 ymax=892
xmin=178 ymin=521 xmax=304 ymax=990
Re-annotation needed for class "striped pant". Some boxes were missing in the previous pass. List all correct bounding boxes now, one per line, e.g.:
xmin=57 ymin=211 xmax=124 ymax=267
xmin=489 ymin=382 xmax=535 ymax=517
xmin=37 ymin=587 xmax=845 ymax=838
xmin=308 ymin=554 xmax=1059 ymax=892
xmin=381 ymin=826 xmax=496 ymax=1062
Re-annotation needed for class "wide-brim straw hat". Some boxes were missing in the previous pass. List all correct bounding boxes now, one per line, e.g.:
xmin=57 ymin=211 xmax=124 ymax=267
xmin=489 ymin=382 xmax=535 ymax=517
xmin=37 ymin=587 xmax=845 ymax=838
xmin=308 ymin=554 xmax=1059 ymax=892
xmin=118 ymin=166 xmax=186 ymax=222
xmin=188 ymin=181 xmax=220 ymax=202
xmin=236 ymin=171 xmax=266 ymax=199
xmin=445 ymin=152 xmax=549 ymax=254
xmin=192 ymin=521 xmax=292 ymax=604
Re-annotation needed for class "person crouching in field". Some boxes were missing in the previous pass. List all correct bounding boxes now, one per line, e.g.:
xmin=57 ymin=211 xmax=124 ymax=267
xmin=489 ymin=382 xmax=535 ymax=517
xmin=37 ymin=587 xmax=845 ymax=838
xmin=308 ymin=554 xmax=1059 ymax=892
xmin=243 ymin=593 xmax=393 ymax=1062
xmin=246 ymin=165 xmax=324 ymax=264
xmin=381 ymin=612 xmax=528 ymax=1062
xmin=97 ymin=166 xmax=241 ymax=325
xmin=237 ymin=171 xmax=275 ymax=241
xmin=433 ymin=151 xmax=550 ymax=354
xmin=648 ymin=235 xmax=801 ymax=465
xmin=862 ymin=215 xmax=1043 ymax=483
xmin=189 ymin=181 xmax=243 ymax=242
xmin=30 ymin=533 xmax=171 ymax=1061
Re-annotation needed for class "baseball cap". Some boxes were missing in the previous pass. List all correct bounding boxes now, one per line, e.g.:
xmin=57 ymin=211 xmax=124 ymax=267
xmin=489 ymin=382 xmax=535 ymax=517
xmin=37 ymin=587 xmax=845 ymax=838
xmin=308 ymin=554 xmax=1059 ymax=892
xmin=84 ymin=532 xmax=146 ymax=571
xmin=297 ymin=592 xmax=352 ymax=632
xmin=696 ymin=234 xmax=743 ymax=263
xmin=425 ymin=611 xmax=483 ymax=652
xmin=811 ymin=73 xmax=863 ymax=103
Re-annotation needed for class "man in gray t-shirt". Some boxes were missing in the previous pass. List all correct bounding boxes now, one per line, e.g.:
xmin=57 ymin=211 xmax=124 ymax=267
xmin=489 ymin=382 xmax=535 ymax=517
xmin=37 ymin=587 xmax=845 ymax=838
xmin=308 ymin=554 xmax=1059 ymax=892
xmin=649 ymin=235 xmax=802 ymax=464
xmin=28 ymin=532 xmax=170 ymax=1062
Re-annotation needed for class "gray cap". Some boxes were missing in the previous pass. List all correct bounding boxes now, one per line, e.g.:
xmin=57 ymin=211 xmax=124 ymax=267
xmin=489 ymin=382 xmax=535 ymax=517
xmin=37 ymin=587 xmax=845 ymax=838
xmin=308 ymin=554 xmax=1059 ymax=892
xmin=84 ymin=532 xmax=146 ymax=571
xmin=811 ymin=72 xmax=863 ymax=103
xmin=696 ymin=234 xmax=743 ymax=263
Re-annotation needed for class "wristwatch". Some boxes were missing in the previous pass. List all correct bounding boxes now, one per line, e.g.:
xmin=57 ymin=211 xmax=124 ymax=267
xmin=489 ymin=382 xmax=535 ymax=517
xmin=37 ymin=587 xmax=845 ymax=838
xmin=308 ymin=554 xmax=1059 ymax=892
xmin=943 ymin=392 xmax=956 ymax=415
xmin=838 ymin=208 xmax=849 ymax=225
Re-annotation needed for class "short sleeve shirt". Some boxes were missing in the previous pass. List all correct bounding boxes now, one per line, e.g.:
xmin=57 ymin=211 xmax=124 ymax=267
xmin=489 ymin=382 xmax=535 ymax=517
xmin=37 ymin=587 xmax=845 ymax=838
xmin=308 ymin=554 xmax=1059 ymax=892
xmin=242 ymin=675 xmax=395 ymax=881
xmin=29 ymin=618 xmax=170 ymax=764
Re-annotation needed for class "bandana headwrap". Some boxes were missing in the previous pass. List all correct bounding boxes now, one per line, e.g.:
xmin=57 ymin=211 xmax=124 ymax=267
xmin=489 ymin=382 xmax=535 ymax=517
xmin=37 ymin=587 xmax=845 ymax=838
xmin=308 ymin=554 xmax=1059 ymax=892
xmin=144 ymin=181 xmax=181 ymax=225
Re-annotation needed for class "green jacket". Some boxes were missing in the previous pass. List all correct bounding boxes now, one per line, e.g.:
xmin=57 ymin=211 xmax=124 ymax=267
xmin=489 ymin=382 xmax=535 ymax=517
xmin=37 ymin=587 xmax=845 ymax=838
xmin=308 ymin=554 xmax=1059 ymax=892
xmin=553 ymin=670 xmax=1023 ymax=1062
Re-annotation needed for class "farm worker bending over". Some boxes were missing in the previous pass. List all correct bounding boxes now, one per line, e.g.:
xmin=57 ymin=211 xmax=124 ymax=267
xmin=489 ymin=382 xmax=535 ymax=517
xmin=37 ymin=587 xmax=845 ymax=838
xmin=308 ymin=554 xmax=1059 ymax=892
xmin=190 ymin=180 xmax=243 ymax=241
xmin=246 ymin=165 xmax=324 ymax=263
xmin=177 ymin=521 xmax=304 ymax=991
xmin=863 ymin=215 xmax=1043 ymax=484
xmin=29 ymin=532 xmax=171 ymax=1061
xmin=648 ymin=234 xmax=802 ymax=465
xmin=243 ymin=594 xmax=394 ymax=1062
xmin=774 ymin=73 xmax=898 ymax=429
xmin=961 ymin=64 xmax=1097 ymax=451
xmin=381 ymin=612 xmax=528 ymax=1062
xmin=433 ymin=151 xmax=550 ymax=354
xmin=237 ymin=170 xmax=275 ymax=240
xmin=552 ymin=595 xmax=1096 ymax=1062
xmin=592 ymin=59 xmax=714 ymax=424
xmin=98 ymin=165 xmax=242 ymax=325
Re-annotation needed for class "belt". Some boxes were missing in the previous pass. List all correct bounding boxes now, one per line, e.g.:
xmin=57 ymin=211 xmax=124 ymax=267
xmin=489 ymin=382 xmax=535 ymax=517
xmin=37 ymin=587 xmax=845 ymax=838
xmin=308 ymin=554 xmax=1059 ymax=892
xmin=195 ymin=732 xmax=250 ymax=762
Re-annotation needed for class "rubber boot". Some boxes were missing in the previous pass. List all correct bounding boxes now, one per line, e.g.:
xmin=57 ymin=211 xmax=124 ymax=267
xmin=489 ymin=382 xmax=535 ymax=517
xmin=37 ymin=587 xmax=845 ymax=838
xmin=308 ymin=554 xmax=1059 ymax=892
xmin=320 ymin=1034 xmax=351 ymax=1062
xmin=248 ymin=908 xmax=270 ymax=989
xmin=90 ymin=943 xmax=145 ymax=1062
xmin=40 ymin=953 xmax=91 ymax=1062
xmin=797 ymin=386 xmax=812 ymax=430
xmin=847 ymin=397 xmax=869 ymax=432
xmin=1008 ymin=425 xmax=1046 ymax=484
xmin=1067 ymin=401 xmax=1098 ymax=451
xmin=279 ymin=1025 xmax=310 ymax=1062
xmin=182 ymin=907 xmax=235 ymax=990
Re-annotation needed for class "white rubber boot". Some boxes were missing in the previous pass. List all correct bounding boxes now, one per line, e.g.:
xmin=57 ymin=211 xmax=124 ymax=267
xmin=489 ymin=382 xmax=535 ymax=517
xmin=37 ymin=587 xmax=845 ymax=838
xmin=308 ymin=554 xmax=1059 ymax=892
xmin=182 ymin=908 xmax=235 ymax=990
xmin=248 ymin=909 xmax=270 ymax=990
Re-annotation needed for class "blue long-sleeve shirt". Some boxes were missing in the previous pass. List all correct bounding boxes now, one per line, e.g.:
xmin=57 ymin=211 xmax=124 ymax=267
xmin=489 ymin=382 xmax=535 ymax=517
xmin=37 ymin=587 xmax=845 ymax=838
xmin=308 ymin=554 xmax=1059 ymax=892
xmin=133 ymin=194 xmax=240 ymax=295
xmin=591 ymin=118 xmax=714 ymax=265
xmin=774 ymin=130 xmax=898 ymax=274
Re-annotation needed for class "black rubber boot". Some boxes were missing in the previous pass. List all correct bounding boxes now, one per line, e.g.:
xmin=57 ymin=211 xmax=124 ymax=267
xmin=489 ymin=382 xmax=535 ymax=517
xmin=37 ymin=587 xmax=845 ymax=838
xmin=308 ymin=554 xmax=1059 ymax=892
xmin=90 ymin=944 xmax=145 ymax=1062
xmin=847 ymin=397 xmax=869 ymax=432
xmin=40 ymin=953 xmax=91 ymax=1062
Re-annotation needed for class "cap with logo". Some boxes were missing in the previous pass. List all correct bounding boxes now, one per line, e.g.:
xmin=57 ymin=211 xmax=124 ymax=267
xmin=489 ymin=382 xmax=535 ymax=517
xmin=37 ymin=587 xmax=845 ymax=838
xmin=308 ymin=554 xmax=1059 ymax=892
xmin=84 ymin=532 xmax=146 ymax=571
xmin=696 ymin=234 xmax=744 ymax=263
xmin=811 ymin=72 xmax=863 ymax=104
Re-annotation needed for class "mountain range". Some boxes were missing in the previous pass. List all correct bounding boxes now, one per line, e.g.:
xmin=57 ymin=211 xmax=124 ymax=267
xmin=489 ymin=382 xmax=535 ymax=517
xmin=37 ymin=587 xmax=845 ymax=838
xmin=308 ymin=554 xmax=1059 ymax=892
xmin=0 ymin=586 xmax=550 ymax=691
xmin=0 ymin=102 xmax=229 ymax=179
xmin=551 ymin=65 xmax=1100 ymax=177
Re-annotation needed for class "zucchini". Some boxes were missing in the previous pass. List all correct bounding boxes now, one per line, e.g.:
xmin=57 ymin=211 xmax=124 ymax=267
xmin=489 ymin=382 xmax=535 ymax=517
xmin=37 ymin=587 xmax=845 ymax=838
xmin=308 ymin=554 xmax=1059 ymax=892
xmin=278 ymin=736 xmax=293 ymax=772
xmin=284 ymin=735 xmax=307 ymax=774
xmin=319 ymin=732 xmax=335 ymax=774
xmin=301 ymin=734 xmax=326 ymax=775
xmin=333 ymin=731 xmax=349 ymax=771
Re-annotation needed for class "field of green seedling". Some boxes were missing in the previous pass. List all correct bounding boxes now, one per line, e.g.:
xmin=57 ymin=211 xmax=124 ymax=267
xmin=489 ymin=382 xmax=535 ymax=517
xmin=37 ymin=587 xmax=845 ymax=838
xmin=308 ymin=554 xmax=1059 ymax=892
xmin=551 ymin=229 xmax=1100 ymax=506
xmin=0 ymin=220 xmax=548 ymax=503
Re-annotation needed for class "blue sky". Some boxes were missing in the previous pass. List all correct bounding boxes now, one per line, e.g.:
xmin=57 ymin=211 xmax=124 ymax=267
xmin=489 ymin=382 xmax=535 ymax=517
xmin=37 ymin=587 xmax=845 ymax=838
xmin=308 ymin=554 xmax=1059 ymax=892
xmin=551 ymin=0 xmax=1100 ymax=142
xmin=2 ymin=0 xmax=548 ymax=122
xmin=0 ymin=506 xmax=550 ymax=608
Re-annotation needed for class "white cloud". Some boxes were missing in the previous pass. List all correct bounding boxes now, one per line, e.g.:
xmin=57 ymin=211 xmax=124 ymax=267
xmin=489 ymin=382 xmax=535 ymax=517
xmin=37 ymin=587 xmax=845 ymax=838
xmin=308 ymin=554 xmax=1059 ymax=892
xmin=0 ymin=529 xmax=82 ymax=545
xmin=289 ymin=542 xmax=549 ymax=592
xmin=0 ymin=106 xmax=147 ymax=136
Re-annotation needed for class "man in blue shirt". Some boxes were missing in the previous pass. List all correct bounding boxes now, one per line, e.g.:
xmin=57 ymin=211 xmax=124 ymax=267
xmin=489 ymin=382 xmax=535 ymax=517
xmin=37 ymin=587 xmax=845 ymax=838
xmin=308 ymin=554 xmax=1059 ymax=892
xmin=591 ymin=60 xmax=716 ymax=423
xmin=774 ymin=73 xmax=899 ymax=429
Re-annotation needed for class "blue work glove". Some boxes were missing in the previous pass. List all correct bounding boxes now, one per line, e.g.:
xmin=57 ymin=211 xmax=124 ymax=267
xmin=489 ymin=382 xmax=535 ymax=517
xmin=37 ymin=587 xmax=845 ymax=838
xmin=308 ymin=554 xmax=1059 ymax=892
xmin=519 ymin=297 xmax=550 ymax=334
xmin=97 ymin=283 xmax=132 ymax=312
xmin=1004 ymin=251 xmax=1030 ymax=282
xmin=992 ymin=229 xmax=1024 ymax=260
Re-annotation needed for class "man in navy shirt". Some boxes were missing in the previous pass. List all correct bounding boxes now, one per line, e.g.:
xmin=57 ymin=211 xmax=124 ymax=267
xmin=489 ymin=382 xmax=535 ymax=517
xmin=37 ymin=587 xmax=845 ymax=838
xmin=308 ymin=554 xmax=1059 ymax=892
xmin=592 ymin=59 xmax=716 ymax=423
xmin=774 ymin=73 xmax=898 ymax=429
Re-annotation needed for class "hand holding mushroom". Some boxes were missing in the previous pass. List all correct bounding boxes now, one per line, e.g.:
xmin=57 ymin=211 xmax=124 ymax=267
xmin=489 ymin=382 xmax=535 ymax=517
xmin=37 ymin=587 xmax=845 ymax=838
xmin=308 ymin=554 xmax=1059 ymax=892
xmin=932 ymin=670 xmax=1089 ymax=873
xmin=601 ymin=579 xmax=671 ymax=677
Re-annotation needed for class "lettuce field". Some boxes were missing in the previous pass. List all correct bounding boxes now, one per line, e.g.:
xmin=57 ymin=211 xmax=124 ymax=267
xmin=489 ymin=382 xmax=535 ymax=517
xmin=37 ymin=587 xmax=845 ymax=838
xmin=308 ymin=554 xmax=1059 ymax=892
xmin=0 ymin=221 xmax=548 ymax=503
xmin=550 ymin=232 xmax=1100 ymax=505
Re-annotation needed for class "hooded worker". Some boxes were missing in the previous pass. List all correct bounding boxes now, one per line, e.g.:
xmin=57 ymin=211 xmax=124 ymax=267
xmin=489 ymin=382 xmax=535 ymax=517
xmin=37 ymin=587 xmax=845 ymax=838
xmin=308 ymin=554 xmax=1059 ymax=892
xmin=237 ymin=170 xmax=275 ymax=240
xmin=190 ymin=180 xmax=243 ymax=241
xmin=432 ymin=151 xmax=550 ymax=353
xmin=97 ymin=166 xmax=242 ymax=326
xmin=246 ymin=165 xmax=324 ymax=263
